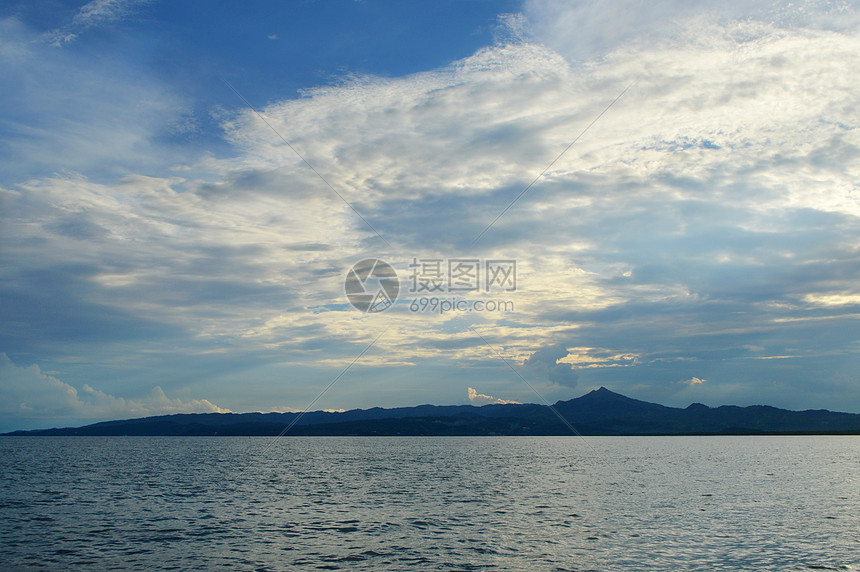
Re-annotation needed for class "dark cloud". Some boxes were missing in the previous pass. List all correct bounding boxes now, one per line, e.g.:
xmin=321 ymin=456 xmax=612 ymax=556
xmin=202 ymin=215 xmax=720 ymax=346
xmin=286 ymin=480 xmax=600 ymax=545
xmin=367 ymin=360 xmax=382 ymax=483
xmin=425 ymin=337 xmax=484 ymax=350
xmin=0 ymin=265 xmax=185 ymax=355
xmin=284 ymin=242 xmax=332 ymax=252
xmin=44 ymin=213 xmax=109 ymax=240
xmin=523 ymin=345 xmax=579 ymax=387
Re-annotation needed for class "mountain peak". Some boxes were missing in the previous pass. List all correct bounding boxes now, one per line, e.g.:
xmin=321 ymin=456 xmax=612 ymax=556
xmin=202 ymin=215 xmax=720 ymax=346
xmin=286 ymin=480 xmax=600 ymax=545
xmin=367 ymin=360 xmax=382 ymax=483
xmin=686 ymin=402 xmax=709 ymax=411
xmin=554 ymin=386 xmax=670 ymax=418
xmin=581 ymin=386 xmax=626 ymax=400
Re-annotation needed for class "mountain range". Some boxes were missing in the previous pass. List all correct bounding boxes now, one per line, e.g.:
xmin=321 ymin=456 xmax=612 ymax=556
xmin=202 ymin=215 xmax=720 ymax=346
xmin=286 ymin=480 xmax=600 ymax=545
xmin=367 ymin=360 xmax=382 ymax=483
xmin=5 ymin=387 xmax=860 ymax=436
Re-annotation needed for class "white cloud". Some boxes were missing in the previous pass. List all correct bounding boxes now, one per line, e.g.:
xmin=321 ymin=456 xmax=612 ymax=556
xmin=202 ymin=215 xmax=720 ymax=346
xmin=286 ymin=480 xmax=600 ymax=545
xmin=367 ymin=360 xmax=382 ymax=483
xmin=0 ymin=353 xmax=229 ymax=423
xmin=468 ymin=387 xmax=520 ymax=405
xmin=682 ymin=376 xmax=707 ymax=385
xmin=524 ymin=0 xmax=860 ymax=63
xmin=0 ymin=17 xmax=30 ymax=63
xmin=50 ymin=0 xmax=152 ymax=46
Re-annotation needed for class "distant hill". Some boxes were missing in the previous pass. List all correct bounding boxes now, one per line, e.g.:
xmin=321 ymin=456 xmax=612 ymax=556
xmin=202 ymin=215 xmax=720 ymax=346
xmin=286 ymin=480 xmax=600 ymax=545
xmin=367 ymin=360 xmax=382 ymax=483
xmin=4 ymin=387 xmax=860 ymax=436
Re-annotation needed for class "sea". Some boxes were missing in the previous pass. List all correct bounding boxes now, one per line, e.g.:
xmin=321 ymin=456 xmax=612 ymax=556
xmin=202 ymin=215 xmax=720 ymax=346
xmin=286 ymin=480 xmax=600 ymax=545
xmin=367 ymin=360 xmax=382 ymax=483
xmin=1 ymin=436 xmax=858 ymax=571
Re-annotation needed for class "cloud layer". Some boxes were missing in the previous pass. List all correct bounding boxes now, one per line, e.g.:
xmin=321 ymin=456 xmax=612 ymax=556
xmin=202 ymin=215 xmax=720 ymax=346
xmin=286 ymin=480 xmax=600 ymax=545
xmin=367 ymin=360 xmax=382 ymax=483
xmin=1 ymin=1 xmax=859 ymax=425
xmin=0 ymin=353 xmax=228 ymax=431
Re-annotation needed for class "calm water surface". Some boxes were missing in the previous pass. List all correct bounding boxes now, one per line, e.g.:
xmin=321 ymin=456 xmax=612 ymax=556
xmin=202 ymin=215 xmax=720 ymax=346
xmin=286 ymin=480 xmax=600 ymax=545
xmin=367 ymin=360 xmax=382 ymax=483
xmin=1 ymin=436 xmax=858 ymax=570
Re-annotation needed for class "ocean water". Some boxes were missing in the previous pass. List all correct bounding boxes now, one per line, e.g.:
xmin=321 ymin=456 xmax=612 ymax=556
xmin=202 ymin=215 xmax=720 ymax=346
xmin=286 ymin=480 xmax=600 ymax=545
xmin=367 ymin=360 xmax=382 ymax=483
xmin=1 ymin=436 xmax=858 ymax=571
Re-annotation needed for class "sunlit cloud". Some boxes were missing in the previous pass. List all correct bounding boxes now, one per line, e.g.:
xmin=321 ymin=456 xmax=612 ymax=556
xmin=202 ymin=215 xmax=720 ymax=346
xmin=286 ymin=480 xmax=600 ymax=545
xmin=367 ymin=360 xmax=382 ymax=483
xmin=468 ymin=387 xmax=520 ymax=405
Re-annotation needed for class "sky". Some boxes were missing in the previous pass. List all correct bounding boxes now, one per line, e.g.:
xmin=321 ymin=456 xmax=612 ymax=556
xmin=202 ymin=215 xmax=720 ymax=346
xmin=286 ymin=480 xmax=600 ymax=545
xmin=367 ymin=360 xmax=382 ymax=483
xmin=1 ymin=0 xmax=859 ymax=432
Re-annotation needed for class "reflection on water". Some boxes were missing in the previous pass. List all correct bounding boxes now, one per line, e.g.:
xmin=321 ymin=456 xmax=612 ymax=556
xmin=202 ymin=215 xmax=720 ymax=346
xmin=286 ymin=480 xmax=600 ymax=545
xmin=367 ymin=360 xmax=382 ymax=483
xmin=1 ymin=436 xmax=858 ymax=570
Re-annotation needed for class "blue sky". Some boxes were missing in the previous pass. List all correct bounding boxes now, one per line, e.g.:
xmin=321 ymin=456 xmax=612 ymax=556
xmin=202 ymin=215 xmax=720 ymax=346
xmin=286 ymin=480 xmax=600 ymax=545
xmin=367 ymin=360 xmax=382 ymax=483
xmin=1 ymin=0 xmax=859 ymax=431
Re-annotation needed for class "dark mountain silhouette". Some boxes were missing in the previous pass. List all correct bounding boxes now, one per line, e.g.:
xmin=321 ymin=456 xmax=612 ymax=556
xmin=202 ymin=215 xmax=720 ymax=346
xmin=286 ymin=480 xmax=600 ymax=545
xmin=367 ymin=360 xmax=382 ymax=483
xmin=4 ymin=387 xmax=860 ymax=436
